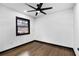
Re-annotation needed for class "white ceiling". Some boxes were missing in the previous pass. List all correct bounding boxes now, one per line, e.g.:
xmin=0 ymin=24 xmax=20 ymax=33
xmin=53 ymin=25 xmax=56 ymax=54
xmin=1 ymin=3 xmax=75 ymax=18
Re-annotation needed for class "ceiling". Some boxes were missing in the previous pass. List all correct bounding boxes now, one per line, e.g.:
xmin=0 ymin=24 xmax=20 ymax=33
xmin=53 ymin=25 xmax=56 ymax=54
xmin=1 ymin=3 xmax=75 ymax=18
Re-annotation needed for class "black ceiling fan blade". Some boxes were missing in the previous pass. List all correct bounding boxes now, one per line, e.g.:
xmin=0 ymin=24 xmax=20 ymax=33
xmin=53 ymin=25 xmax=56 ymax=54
xmin=39 ymin=3 xmax=43 ymax=8
xmin=41 ymin=7 xmax=53 ymax=10
xmin=37 ymin=3 xmax=43 ymax=8
xmin=35 ymin=12 xmax=38 ymax=16
xmin=27 ymin=10 xmax=36 ymax=12
xmin=40 ymin=11 xmax=47 ymax=15
xmin=25 ymin=4 xmax=36 ymax=9
xmin=40 ymin=3 xmax=43 ymax=6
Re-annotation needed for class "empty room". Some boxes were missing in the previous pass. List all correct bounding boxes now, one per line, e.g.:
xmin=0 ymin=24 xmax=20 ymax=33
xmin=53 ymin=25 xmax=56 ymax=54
xmin=0 ymin=3 xmax=78 ymax=56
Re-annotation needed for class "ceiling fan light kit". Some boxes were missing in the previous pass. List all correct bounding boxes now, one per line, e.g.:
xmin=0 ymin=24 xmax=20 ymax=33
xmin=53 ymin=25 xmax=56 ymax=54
xmin=25 ymin=3 xmax=53 ymax=16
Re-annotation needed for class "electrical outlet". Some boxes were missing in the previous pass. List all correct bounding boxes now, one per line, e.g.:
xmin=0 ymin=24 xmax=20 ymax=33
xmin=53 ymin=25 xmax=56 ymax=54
xmin=77 ymin=48 xmax=79 ymax=51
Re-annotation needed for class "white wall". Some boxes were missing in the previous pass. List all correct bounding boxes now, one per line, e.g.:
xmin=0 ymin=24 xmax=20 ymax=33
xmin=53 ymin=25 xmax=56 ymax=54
xmin=0 ymin=4 xmax=34 ymax=52
xmin=35 ymin=9 xmax=73 ymax=48
xmin=73 ymin=4 xmax=79 ymax=56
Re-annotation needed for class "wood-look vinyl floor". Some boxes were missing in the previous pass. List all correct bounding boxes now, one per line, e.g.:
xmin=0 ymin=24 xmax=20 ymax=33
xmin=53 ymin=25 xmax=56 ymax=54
xmin=0 ymin=41 xmax=75 ymax=56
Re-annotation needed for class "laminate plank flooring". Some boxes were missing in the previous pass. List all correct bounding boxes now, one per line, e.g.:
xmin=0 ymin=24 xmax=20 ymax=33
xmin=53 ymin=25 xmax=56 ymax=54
xmin=0 ymin=41 xmax=75 ymax=56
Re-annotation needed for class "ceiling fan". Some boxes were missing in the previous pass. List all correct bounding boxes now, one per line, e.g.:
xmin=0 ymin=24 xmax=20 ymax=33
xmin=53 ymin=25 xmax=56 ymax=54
xmin=25 ymin=3 xmax=53 ymax=16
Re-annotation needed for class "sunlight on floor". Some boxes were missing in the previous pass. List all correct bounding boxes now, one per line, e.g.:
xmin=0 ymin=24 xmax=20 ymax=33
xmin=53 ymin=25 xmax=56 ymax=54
xmin=18 ymin=51 xmax=30 ymax=56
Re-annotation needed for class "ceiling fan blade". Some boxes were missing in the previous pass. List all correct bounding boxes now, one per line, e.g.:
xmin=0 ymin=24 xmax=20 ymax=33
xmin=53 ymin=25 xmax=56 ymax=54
xmin=25 ymin=4 xmax=36 ymax=9
xmin=35 ymin=12 xmax=38 ymax=16
xmin=40 ymin=11 xmax=47 ymax=15
xmin=41 ymin=7 xmax=53 ymax=10
xmin=39 ymin=3 xmax=43 ymax=8
xmin=27 ymin=10 xmax=36 ymax=12
xmin=37 ymin=3 xmax=43 ymax=8
xmin=40 ymin=3 xmax=43 ymax=6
